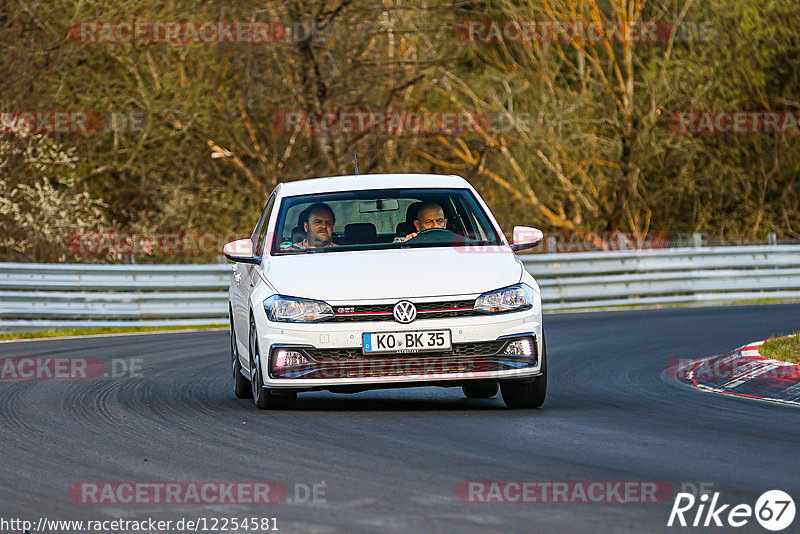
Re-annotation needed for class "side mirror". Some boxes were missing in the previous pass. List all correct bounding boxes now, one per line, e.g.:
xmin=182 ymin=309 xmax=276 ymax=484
xmin=223 ymin=239 xmax=260 ymax=264
xmin=510 ymin=226 xmax=543 ymax=252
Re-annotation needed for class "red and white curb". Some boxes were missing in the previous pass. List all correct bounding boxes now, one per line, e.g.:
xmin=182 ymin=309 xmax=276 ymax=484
xmin=671 ymin=337 xmax=800 ymax=406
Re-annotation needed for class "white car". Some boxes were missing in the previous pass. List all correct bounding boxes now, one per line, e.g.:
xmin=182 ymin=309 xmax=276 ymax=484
xmin=224 ymin=173 xmax=546 ymax=409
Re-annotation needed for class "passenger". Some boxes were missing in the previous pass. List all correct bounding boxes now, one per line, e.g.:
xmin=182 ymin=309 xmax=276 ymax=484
xmin=294 ymin=203 xmax=338 ymax=248
xmin=394 ymin=202 xmax=447 ymax=242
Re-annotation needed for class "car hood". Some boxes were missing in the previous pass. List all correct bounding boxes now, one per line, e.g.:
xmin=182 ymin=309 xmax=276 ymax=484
xmin=262 ymin=246 xmax=523 ymax=302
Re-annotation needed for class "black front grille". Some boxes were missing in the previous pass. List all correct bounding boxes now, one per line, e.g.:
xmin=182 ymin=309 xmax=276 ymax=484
xmin=303 ymin=340 xmax=508 ymax=362
xmin=450 ymin=340 xmax=507 ymax=357
xmin=331 ymin=299 xmax=477 ymax=322
xmin=416 ymin=300 xmax=475 ymax=312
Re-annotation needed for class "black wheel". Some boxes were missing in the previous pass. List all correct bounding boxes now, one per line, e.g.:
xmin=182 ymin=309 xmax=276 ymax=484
xmin=462 ymin=382 xmax=499 ymax=399
xmin=249 ymin=315 xmax=297 ymax=410
xmin=231 ymin=313 xmax=252 ymax=399
xmin=500 ymin=333 xmax=547 ymax=409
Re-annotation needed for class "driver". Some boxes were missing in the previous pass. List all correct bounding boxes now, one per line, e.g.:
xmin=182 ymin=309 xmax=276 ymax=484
xmin=294 ymin=203 xmax=338 ymax=248
xmin=394 ymin=202 xmax=447 ymax=242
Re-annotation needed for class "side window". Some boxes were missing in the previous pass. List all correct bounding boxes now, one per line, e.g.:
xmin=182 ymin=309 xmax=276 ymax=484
xmin=253 ymin=194 xmax=276 ymax=257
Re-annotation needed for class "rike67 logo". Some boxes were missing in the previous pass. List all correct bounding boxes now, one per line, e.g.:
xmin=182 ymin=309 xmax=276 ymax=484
xmin=668 ymin=489 xmax=795 ymax=531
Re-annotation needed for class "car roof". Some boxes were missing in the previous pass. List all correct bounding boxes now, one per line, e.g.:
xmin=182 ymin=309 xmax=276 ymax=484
xmin=276 ymin=173 xmax=472 ymax=197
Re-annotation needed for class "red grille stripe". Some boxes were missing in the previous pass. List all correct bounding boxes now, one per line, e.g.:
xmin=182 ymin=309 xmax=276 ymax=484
xmin=419 ymin=308 xmax=474 ymax=313
xmin=335 ymin=311 xmax=393 ymax=316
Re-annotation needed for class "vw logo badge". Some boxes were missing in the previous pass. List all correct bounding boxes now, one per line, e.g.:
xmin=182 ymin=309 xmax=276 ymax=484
xmin=393 ymin=301 xmax=417 ymax=324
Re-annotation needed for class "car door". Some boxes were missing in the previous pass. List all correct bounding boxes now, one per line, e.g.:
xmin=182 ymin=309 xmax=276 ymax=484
xmin=233 ymin=193 xmax=275 ymax=356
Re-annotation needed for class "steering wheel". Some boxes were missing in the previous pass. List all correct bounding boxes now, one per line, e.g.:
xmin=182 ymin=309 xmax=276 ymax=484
xmin=406 ymin=227 xmax=460 ymax=244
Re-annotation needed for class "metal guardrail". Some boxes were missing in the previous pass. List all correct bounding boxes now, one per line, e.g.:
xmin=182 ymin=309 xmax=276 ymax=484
xmin=1 ymin=245 xmax=800 ymax=331
xmin=0 ymin=263 xmax=231 ymax=332
xmin=524 ymin=245 xmax=800 ymax=310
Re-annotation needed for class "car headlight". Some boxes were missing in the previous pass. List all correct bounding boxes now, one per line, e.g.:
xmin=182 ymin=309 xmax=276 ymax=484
xmin=474 ymin=284 xmax=534 ymax=314
xmin=264 ymin=295 xmax=334 ymax=322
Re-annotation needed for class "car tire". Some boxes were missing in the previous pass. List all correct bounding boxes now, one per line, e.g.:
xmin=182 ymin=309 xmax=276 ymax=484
xmin=231 ymin=315 xmax=253 ymax=399
xmin=462 ymin=382 xmax=499 ymax=399
xmin=500 ymin=333 xmax=547 ymax=409
xmin=249 ymin=314 xmax=297 ymax=410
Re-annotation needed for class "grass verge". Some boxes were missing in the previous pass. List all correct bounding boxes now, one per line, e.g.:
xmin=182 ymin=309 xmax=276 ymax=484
xmin=0 ymin=324 xmax=226 ymax=341
xmin=759 ymin=333 xmax=800 ymax=364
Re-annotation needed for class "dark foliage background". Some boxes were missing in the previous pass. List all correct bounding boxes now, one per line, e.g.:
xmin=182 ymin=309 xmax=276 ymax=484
xmin=1 ymin=0 xmax=798 ymax=261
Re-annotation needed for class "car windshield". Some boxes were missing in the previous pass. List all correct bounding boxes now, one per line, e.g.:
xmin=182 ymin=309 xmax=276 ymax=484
xmin=270 ymin=188 xmax=503 ymax=254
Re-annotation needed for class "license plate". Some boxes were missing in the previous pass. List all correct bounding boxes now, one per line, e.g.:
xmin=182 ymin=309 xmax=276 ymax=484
xmin=362 ymin=330 xmax=451 ymax=354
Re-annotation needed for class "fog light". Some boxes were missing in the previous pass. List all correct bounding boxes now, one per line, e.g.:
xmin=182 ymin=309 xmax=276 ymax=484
xmin=272 ymin=349 xmax=308 ymax=370
xmin=503 ymin=338 xmax=534 ymax=357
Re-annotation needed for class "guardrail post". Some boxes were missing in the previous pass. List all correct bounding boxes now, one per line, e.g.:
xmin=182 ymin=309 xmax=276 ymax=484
xmin=768 ymin=233 xmax=777 ymax=246
xmin=692 ymin=233 xmax=703 ymax=248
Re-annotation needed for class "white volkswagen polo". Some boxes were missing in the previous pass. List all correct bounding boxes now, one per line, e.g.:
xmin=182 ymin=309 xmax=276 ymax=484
xmin=224 ymin=173 xmax=546 ymax=409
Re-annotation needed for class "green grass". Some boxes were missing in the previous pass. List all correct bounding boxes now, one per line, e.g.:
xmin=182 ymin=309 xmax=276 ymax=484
xmin=759 ymin=332 xmax=800 ymax=364
xmin=0 ymin=324 xmax=226 ymax=341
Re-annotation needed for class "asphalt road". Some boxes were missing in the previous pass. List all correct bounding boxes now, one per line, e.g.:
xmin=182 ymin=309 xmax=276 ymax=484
xmin=1 ymin=303 xmax=799 ymax=533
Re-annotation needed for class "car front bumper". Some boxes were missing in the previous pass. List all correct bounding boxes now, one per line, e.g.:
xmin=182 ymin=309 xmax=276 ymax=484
xmin=254 ymin=305 xmax=543 ymax=389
